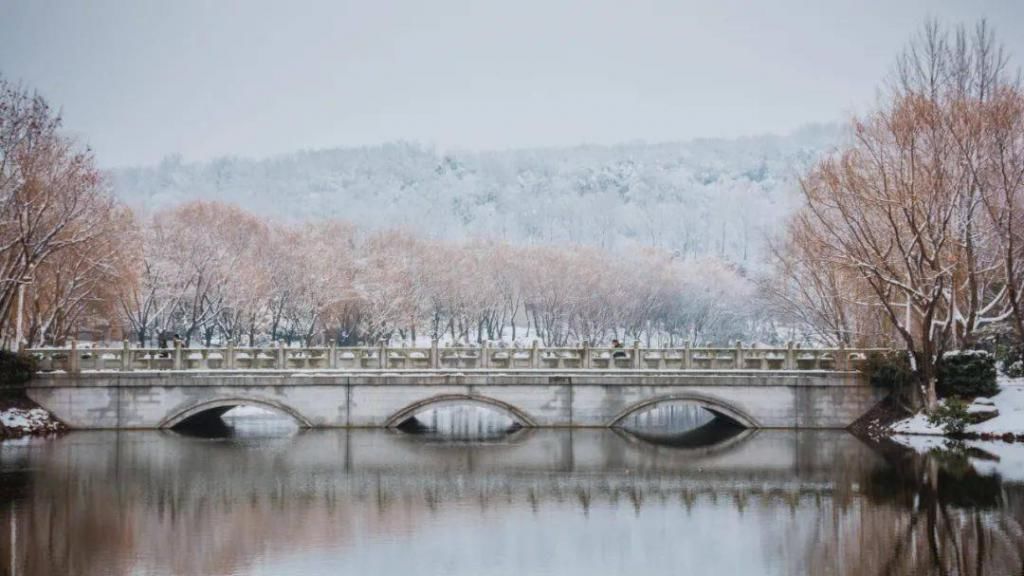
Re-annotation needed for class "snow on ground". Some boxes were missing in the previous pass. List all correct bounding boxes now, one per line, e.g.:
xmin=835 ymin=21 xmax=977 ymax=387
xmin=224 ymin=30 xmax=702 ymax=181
xmin=971 ymin=378 xmax=1024 ymax=435
xmin=0 ymin=408 xmax=63 ymax=436
xmin=890 ymin=376 xmax=1024 ymax=437
xmin=890 ymin=411 xmax=942 ymax=435
xmin=889 ymin=376 xmax=1024 ymax=481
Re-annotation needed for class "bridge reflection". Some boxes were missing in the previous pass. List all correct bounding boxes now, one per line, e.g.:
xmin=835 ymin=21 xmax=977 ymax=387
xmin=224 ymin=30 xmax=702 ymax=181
xmin=1 ymin=429 xmax=1022 ymax=576
xmin=616 ymin=420 xmax=752 ymax=451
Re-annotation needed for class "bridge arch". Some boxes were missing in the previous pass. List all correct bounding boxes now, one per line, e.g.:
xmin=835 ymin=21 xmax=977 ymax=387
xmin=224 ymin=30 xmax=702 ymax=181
xmin=607 ymin=393 xmax=761 ymax=429
xmin=158 ymin=397 xmax=314 ymax=429
xmin=384 ymin=394 xmax=538 ymax=429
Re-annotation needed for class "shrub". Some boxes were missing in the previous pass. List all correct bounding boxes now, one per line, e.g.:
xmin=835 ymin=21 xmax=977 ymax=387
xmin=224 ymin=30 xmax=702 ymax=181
xmin=937 ymin=350 xmax=998 ymax=399
xmin=994 ymin=340 xmax=1024 ymax=374
xmin=1006 ymin=360 xmax=1024 ymax=379
xmin=863 ymin=351 xmax=914 ymax=391
xmin=927 ymin=398 xmax=971 ymax=435
xmin=0 ymin=350 xmax=37 ymax=389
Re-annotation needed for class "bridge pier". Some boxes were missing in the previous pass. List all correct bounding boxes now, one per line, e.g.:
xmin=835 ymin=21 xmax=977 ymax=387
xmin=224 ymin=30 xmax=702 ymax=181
xmin=26 ymin=370 xmax=886 ymax=430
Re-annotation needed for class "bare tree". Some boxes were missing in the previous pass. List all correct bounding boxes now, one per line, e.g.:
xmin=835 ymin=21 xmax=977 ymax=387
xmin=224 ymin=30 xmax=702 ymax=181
xmin=773 ymin=20 xmax=1023 ymax=408
xmin=0 ymin=77 xmax=120 ymax=349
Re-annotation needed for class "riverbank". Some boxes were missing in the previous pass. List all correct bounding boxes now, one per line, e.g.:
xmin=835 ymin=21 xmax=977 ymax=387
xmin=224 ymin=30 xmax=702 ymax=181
xmin=887 ymin=376 xmax=1024 ymax=442
xmin=0 ymin=394 xmax=65 ymax=439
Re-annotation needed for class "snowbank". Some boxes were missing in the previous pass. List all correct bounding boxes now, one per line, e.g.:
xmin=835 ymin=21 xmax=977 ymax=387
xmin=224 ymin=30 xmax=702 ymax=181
xmin=0 ymin=407 xmax=63 ymax=438
xmin=889 ymin=376 xmax=1024 ymax=437
xmin=971 ymin=379 xmax=1024 ymax=435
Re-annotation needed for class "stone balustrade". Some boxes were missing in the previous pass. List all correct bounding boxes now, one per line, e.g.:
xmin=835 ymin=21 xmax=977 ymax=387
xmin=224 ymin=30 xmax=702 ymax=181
xmin=26 ymin=340 xmax=890 ymax=373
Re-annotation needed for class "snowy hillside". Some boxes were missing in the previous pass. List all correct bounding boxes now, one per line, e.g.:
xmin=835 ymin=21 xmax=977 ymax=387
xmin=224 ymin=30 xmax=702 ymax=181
xmin=109 ymin=124 xmax=840 ymax=264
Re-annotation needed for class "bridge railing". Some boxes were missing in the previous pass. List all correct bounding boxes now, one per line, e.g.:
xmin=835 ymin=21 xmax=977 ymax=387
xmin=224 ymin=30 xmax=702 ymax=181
xmin=25 ymin=340 xmax=891 ymax=373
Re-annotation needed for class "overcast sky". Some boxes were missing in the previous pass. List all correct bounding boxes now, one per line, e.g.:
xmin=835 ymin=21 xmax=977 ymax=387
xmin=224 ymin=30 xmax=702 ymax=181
xmin=2 ymin=0 xmax=1022 ymax=168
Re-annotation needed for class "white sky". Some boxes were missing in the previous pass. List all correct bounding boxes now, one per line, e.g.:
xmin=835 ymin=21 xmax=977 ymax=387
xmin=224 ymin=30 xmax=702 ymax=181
xmin=1 ymin=0 xmax=1022 ymax=168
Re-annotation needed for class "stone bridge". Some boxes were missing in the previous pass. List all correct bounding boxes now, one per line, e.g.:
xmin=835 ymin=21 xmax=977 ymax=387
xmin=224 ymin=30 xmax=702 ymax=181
xmin=25 ymin=342 xmax=889 ymax=430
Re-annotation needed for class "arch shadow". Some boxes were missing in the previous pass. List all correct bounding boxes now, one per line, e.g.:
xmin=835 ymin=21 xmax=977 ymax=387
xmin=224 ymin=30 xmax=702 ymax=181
xmin=159 ymin=397 xmax=314 ymax=429
xmin=607 ymin=393 xmax=761 ymax=429
xmin=383 ymin=394 xmax=538 ymax=429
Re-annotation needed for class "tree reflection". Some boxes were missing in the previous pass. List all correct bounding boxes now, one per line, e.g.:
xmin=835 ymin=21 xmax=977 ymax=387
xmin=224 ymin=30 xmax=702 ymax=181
xmin=805 ymin=439 xmax=1024 ymax=576
xmin=0 ymin=431 xmax=1022 ymax=576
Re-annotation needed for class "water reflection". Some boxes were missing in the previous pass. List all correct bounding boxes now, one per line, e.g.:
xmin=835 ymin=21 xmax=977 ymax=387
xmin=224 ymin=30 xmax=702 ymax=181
xmin=395 ymin=405 xmax=522 ymax=441
xmin=0 ymin=426 xmax=1022 ymax=575
xmin=617 ymin=401 xmax=751 ymax=453
xmin=618 ymin=400 xmax=720 ymax=433
xmin=173 ymin=405 xmax=301 ymax=439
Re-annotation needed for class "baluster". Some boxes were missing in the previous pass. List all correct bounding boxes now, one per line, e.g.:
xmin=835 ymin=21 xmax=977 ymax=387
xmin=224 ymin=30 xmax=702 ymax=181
xmin=633 ymin=341 xmax=641 ymax=370
xmin=121 ymin=340 xmax=132 ymax=372
xmin=684 ymin=341 xmax=692 ymax=370
xmin=785 ymin=341 xmax=795 ymax=370
xmin=531 ymin=340 xmax=540 ymax=369
xmin=69 ymin=338 xmax=80 ymax=373
xmin=735 ymin=341 xmax=744 ymax=370
xmin=172 ymin=339 xmax=181 ymax=370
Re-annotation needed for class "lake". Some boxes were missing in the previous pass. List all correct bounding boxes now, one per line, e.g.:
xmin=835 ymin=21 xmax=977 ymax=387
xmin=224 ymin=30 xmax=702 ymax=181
xmin=1 ymin=411 xmax=1022 ymax=576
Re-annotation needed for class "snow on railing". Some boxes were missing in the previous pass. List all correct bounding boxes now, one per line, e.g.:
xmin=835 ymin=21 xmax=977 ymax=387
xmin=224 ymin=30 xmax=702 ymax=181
xmin=24 ymin=340 xmax=890 ymax=373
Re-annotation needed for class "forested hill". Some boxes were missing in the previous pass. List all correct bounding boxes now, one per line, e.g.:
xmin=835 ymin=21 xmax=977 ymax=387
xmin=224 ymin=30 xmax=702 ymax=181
xmin=109 ymin=123 xmax=841 ymax=265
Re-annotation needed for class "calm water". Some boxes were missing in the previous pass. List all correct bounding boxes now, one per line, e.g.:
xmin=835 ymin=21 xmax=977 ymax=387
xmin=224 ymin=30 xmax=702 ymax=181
xmin=0 ymin=414 xmax=1022 ymax=575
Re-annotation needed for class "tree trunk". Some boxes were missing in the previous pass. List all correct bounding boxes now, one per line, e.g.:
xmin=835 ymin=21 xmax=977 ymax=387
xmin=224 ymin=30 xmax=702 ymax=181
xmin=916 ymin=348 xmax=938 ymax=410
xmin=13 ymin=282 xmax=24 ymax=352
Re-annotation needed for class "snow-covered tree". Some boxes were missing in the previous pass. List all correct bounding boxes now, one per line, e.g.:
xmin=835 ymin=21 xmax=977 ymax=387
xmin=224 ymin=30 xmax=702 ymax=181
xmin=0 ymin=76 xmax=122 ymax=349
